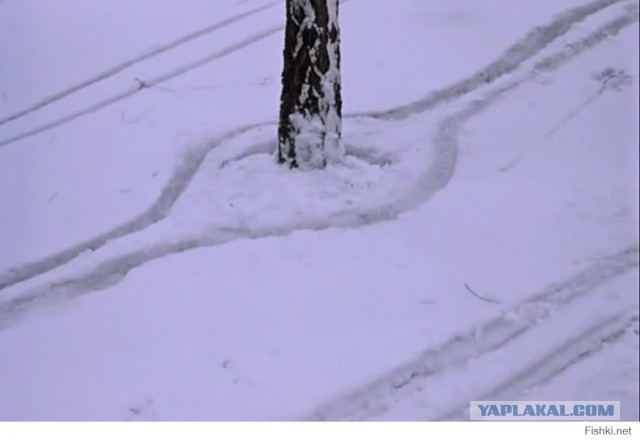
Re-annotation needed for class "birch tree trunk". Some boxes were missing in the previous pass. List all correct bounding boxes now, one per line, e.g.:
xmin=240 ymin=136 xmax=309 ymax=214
xmin=277 ymin=0 xmax=343 ymax=169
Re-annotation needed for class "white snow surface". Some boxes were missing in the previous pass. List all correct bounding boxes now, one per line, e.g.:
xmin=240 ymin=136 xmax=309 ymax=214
xmin=0 ymin=0 xmax=638 ymax=421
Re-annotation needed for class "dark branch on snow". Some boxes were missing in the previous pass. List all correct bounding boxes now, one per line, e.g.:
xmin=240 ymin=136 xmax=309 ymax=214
xmin=464 ymin=283 xmax=501 ymax=305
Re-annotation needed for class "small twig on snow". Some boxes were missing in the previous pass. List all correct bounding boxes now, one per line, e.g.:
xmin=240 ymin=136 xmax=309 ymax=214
xmin=499 ymin=155 xmax=522 ymax=172
xmin=545 ymin=71 xmax=635 ymax=138
xmin=464 ymin=283 xmax=501 ymax=305
xmin=134 ymin=77 xmax=150 ymax=90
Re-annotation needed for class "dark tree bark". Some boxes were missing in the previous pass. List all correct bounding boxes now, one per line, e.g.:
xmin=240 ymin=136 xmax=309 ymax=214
xmin=277 ymin=0 xmax=343 ymax=169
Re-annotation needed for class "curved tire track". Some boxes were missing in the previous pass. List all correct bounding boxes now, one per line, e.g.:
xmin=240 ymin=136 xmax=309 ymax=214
xmin=301 ymin=248 xmax=638 ymax=421
xmin=0 ymin=1 xmax=281 ymax=127
xmin=0 ymin=0 xmax=631 ymax=292
xmin=2 ymin=3 xmax=638 ymax=320
xmin=0 ymin=4 xmax=636 ymax=316
xmin=359 ymin=0 xmax=630 ymax=120
xmin=0 ymin=121 xmax=269 ymax=291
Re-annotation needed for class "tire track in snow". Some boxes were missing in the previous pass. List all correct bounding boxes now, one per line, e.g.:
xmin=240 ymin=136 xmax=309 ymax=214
xmin=0 ymin=10 xmax=637 ymax=334
xmin=0 ymin=0 xmax=355 ymax=149
xmin=0 ymin=0 xmax=629 ymax=292
xmin=357 ymin=0 xmax=631 ymax=120
xmin=0 ymin=26 xmax=283 ymax=149
xmin=439 ymin=310 xmax=638 ymax=421
xmin=430 ymin=9 xmax=639 ymax=200
xmin=0 ymin=1 xmax=281 ymax=127
xmin=0 ymin=122 xmax=269 ymax=292
xmin=301 ymin=249 xmax=639 ymax=421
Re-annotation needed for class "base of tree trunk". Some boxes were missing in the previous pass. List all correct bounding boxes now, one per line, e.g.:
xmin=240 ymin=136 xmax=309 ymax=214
xmin=277 ymin=0 xmax=344 ymax=169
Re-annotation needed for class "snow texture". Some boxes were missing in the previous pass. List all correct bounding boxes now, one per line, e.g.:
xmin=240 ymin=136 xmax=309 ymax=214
xmin=0 ymin=0 xmax=637 ymax=421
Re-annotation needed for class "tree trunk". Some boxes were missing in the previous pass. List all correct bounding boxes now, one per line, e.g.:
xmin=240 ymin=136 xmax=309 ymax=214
xmin=277 ymin=0 xmax=343 ymax=169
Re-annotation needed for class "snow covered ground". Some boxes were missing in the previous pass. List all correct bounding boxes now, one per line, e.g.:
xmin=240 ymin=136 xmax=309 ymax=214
xmin=0 ymin=0 xmax=638 ymax=421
